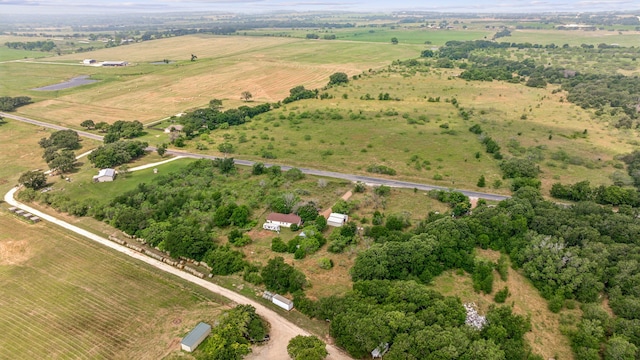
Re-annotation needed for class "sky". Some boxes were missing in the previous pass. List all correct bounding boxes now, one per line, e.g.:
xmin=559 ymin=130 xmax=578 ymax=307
xmin=1 ymin=0 xmax=639 ymax=14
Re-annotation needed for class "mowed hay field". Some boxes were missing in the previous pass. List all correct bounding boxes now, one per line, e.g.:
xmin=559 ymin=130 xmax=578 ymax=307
xmin=4 ymin=35 xmax=422 ymax=126
xmin=0 ymin=212 xmax=226 ymax=359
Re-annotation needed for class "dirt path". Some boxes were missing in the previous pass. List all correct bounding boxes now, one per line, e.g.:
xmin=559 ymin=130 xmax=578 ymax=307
xmin=321 ymin=190 xmax=353 ymax=219
xmin=4 ymin=185 xmax=351 ymax=359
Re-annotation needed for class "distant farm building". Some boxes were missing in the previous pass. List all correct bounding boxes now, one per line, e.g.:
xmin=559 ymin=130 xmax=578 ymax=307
xmin=266 ymin=213 xmax=302 ymax=228
xmin=82 ymin=59 xmax=96 ymax=65
xmin=101 ymin=61 xmax=128 ymax=67
xmin=262 ymin=222 xmax=281 ymax=232
xmin=164 ymin=124 xmax=184 ymax=133
xmin=272 ymin=294 xmax=294 ymax=311
xmin=327 ymin=213 xmax=348 ymax=227
xmin=181 ymin=322 xmax=211 ymax=352
xmin=93 ymin=168 xmax=116 ymax=182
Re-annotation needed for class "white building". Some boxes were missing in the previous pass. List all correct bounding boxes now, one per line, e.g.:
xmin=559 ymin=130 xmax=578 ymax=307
xmin=181 ymin=322 xmax=211 ymax=352
xmin=263 ymin=223 xmax=281 ymax=232
xmin=272 ymin=294 xmax=294 ymax=311
xmin=83 ymin=59 xmax=96 ymax=65
xmin=93 ymin=168 xmax=116 ymax=182
xmin=266 ymin=213 xmax=302 ymax=228
xmin=327 ymin=213 xmax=348 ymax=227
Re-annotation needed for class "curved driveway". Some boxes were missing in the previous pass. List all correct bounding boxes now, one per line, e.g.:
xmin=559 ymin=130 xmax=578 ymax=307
xmin=4 ymin=187 xmax=351 ymax=360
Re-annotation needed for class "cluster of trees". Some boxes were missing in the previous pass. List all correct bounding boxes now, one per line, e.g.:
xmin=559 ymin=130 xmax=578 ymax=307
xmin=177 ymin=100 xmax=271 ymax=138
xmin=282 ymin=85 xmax=317 ymax=104
xmin=469 ymin=124 xmax=503 ymax=160
xmin=0 ymin=96 xmax=31 ymax=111
xmin=287 ymin=335 xmax=328 ymax=360
xmin=88 ymin=140 xmax=147 ymax=168
xmin=100 ymin=120 xmax=144 ymax=143
xmin=272 ymin=225 xmax=327 ymax=259
xmin=18 ymin=170 xmax=47 ymax=190
xmin=39 ymin=129 xmax=80 ymax=174
xmin=429 ymin=189 xmax=472 ymax=217
xmin=4 ymin=40 xmax=56 ymax=51
xmin=294 ymin=280 xmax=533 ymax=359
xmin=550 ymin=180 xmax=639 ymax=206
xmin=198 ymin=304 xmax=268 ymax=360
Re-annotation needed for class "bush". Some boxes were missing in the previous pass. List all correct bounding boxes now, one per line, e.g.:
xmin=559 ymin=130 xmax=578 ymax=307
xmin=366 ymin=164 xmax=396 ymax=176
xmin=494 ymin=287 xmax=510 ymax=303
xmin=290 ymin=223 xmax=299 ymax=231
xmin=271 ymin=237 xmax=288 ymax=253
xmin=318 ymin=258 xmax=333 ymax=270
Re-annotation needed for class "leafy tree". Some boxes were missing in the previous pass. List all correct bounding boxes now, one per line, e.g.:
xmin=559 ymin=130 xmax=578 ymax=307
xmin=283 ymin=85 xmax=317 ymax=104
xmin=88 ymin=140 xmax=148 ymax=168
xmin=47 ymin=149 xmax=76 ymax=173
xmin=0 ymin=96 xmax=31 ymax=111
xmin=331 ymin=199 xmax=354 ymax=214
xmin=271 ymin=237 xmax=288 ymax=253
xmin=287 ymin=335 xmax=328 ymax=360
xmin=285 ymin=168 xmax=305 ymax=181
xmin=391 ymin=37 xmax=399 ymax=45
xmin=477 ymin=175 xmax=487 ymax=188
xmin=157 ymin=143 xmax=167 ymax=157
xmin=421 ymin=49 xmax=435 ymax=57
xmin=241 ymin=91 xmax=253 ymax=102
xmin=296 ymin=203 xmax=319 ymax=223
xmin=315 ymin=215 xmax=327 ymax=232
xmin=80 ymin=119 xmax=95 ymax=129
xmin=604 ymin=336 xmax=638 ymax=360
xmin=261 ymin=256 xmax=307 ymax=293
xmin=328 ymin=72 xmax=349 ymax=86
xmin=205 ymin=245 xmax=247 ymax=275
xmin=218 ymin=142 xmax=234 ymax=157
xmin=209 ymin=98 xmax=223 ymax=110
xmin=39 ymin=129 xmax=81 ymax=150
xmin=19 ymin=170 xmax=46 ymax=189
xmin=499 ymin=158 xmax=540 ymax=179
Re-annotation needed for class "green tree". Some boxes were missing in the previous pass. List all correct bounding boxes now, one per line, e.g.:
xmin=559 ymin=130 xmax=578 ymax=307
xmin=80 ymin=119 xmax=95 ymax=129
xmin=391 ymin=37 xmax=399 ymax=45
xmin=157 ymin=143 xmax=167 ymax=157
xmin=47 ymin=149 xmax=76 ymax=173
xmin=18 ymin=170 xmax=46 ymax=189
xmin=605 ymin=336 xmax=638 ymax=360
xmin=287 ymin=335 xmax=328 ymax=360
xmin=477 ymin=175 xmax=486 ymax=187
xmin=218 ymin=142 xmax=234 ymax=157
xmin=328 ymin=72 xmax=349 ymax=86
xmin=209 ymin=98 xmax=223 ymax=110
xmin=261 ymin=256 xmax=307 ymax=293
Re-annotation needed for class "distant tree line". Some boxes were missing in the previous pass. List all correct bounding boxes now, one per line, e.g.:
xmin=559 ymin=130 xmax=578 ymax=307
xmin=4 ymin=40 xmax=56 ymax=51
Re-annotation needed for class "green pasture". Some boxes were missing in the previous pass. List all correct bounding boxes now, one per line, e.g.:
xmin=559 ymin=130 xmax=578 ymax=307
xmin=508 ymin=29 xmax=640 ymax=47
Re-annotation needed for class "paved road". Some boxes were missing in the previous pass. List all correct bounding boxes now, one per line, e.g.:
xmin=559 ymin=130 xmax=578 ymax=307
xmin=4 ymin=186 xmax=351 ymax=360
xmin=1 ymin=111 xmax=510 ymax=201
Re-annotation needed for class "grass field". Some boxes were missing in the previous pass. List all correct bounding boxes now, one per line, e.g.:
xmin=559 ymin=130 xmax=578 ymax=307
xmin=2 ymin=34 xmax=422 ymax=126
xmin=431 ymin=249 xmax=576 ymax=360
xmin=0 ymin=211 xmax=228 ymax=359
xmin=0 ymin=121 xmax=233 ymax=359
xmin=153 ymin=66 xmax=630 ymax=194
xmin=507 ymin=28 xmax=640 ymax=47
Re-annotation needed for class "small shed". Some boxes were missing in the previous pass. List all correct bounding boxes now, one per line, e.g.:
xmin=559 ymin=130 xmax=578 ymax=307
xmin=327 ymin=213 xmax=348 ymax=227
xmin=263 ymin=222 xmax=281 ymax=232
xmin=371 ymin=343 xmax=389 ymax=358
xmin=272 ymin=294 xmax=294 ymax=311
xmin=8 ymin=207 xmax=17 ymax=212
xmin=266 ymin=213 xmax=302 ymax=228
xmin=181 ymin=322 xmax=211 ymax=352
xmin=30 ymin=216 xmax=41 ymax=223
xmin=83 ymin=59 xmax=96 ymax=65
xmin=164 ymin=124 xmax=184 ymax=133
xmin=93 ymin=168 xmax=116 ymax=182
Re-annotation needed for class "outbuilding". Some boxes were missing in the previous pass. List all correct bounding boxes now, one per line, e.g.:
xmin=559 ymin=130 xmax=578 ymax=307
xmin=181 ymin=322 xmax=211 ymax=352
xmin=262 ymin=222 xmax=281 ymax=232
xmin=101 ymin=61 xmax=128 ymax=67
xmin=266 ymin=213 xmax=302 ymax=228
xmin=327 ymin=213 xmax=348 ymax=227
xmin=371 ymin=343 xmax=389 ymax=358
xmin=83 ymin=59 xmax=96 ymax=65
xmin=272 ymin=294 xmax=294 ymax=311
xmin=93 ymin=168 xmax=116 ymax=182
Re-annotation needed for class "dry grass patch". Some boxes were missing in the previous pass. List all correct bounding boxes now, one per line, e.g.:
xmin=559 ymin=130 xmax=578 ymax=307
xmin=432 ymin=249 xmax=575 ymax=360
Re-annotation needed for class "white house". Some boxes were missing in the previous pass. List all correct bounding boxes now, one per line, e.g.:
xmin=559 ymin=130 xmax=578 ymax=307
xmin=327 ymin=213 xmax=348 ymax=227
xmin=181 ymin=322 xmax=211 ymax=352
xmin=93 ymin=168 xmax=116 ymax=182
xmin=272 ymin=294 xmax=294 ymax=311
xmin=266 ymin=213 xmax=302 ymax=228
xmin=263 ymin=223 xmax=281 ymax=232
xmin=83 ymin=59 xmax=96 ymax=65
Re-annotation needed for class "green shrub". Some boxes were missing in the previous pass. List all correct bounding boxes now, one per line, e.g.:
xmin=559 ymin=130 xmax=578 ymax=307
xmin=494 ymin=287 xmax=510 ymax=303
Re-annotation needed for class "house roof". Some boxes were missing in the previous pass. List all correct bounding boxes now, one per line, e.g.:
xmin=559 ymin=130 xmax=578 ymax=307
xmin=97 ymin=168 xmax=116 ymax=177
xmin=181 ymin=322 xmax=211 ymax=347
xmin=267 ymin=213 xmax=301 ymax=224
xmin=328 ymin=213 xmax=348 ymax=221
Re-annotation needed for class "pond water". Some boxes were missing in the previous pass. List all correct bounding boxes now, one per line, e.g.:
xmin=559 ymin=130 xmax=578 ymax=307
xmin=32 ymin=75 xmax=98 ymax=91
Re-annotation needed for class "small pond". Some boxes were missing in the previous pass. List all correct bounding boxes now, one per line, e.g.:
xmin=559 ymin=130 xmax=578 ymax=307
xmin=32 ymin=75 xmax=98 ymax=91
